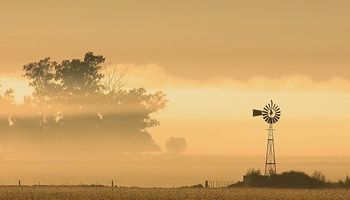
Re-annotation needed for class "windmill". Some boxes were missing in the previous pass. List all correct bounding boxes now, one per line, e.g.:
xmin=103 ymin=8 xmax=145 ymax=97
xmin=253 ymin=100 xmax=281 ymax=175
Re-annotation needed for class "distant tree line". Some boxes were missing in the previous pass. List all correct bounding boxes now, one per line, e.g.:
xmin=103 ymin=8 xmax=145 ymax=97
xmin=232 ymin=169 xmax=350 ymax=188
xmin=0 ymin=52 xmax=168 ymax=158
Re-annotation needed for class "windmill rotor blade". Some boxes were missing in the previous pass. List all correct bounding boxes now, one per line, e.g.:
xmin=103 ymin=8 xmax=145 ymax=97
xmin=269 ymin=118 xmax=273 ymax=124
xmin=264 ymin=105 xmax=269 ymax=110
xmin=263 ymin=117 xmax=268 ymax=121
xmin=272 ymin=118 xmax=276 ymax=124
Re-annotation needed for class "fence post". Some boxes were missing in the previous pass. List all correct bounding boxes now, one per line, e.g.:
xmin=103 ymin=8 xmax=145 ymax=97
xmin=111 ymin=180 xmax=114 ymax=187
xmin=18 ymin=180 xmax=21 ymax=186
xmin=205 ymin=180 xmax=209 ymax=188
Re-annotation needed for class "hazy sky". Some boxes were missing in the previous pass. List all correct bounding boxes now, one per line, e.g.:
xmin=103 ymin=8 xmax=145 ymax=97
xmin=1 ymin=1 xmax=350 ymax=156
xmin=1 ymin=0 xmax=350 ymax=79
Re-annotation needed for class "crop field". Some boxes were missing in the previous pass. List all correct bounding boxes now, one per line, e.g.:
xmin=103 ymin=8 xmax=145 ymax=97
xmin=0 ymin=187 xmax=349 ymax=200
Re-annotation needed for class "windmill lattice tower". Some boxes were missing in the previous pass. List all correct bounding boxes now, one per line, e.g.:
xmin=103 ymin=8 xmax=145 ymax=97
xmin=253 ymin=100 xmax=281 ymax=176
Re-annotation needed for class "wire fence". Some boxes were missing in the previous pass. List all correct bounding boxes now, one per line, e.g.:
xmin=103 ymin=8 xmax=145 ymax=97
xmin=204 ymin=180 xmax=235 ymax=188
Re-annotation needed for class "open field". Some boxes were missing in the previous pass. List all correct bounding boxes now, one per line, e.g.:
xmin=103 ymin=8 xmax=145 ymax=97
xmin=0 ymin=156 xmax=349 ymax=187
xmin=0 ymin=187 xmax=349 ymax=200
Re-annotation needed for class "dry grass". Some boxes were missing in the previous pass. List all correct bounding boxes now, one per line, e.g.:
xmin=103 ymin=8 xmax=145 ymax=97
xmin=0 ymin=187 xmax=349 ymax=200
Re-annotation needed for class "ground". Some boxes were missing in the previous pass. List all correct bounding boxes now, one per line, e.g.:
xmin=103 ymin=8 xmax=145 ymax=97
xmin=0 ymin=187 xmax=349 ymax=200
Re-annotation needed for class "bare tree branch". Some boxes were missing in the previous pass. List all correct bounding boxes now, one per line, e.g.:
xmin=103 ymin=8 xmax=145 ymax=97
xmin=102 ymin=65 xmax=128 ymax=94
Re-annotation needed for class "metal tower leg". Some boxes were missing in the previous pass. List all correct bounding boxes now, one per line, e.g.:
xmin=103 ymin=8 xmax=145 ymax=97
xmin=265 ymin=124 xmax=276 ymax=175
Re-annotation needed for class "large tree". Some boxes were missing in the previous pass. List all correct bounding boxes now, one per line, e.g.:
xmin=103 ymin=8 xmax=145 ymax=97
xmin=0 ymin=52 xmax=167 ymax=159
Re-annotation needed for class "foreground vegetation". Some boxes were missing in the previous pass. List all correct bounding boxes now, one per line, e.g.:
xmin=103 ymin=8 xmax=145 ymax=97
xmin=237 ymin=169 xmax=350 ymax=188
xmin=0 ymin=187 xmax=349 ymax=200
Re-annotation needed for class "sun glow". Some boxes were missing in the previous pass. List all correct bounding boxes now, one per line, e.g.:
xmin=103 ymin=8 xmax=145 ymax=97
xmin=0 ymin=75 xmax=32 ymax=103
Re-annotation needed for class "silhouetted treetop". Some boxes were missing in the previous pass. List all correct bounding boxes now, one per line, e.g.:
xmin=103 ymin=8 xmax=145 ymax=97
xmin=23 ymin=57 xmax=57 ymax=97
xmin=23 ymin=52 xmax=105 ymax=98
xmin=55 ymin=52 xmax=105 ymax=96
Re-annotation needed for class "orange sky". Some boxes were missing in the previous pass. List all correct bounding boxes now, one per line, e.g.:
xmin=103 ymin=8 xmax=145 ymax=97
xmin=1 ymin=0 xmax=350 ymax=79
xmin=1 ymin=0 xmax=350 ymax=156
